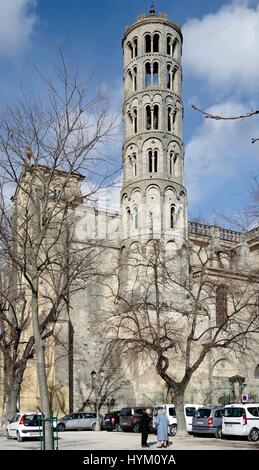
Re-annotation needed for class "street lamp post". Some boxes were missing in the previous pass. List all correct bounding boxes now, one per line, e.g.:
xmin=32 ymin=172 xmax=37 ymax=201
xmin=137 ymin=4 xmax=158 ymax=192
xmin=90 ymin=369 xmax=104 ymax=431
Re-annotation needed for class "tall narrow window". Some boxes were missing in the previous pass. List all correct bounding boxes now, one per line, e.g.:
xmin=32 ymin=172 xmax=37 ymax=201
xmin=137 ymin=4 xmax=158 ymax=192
xmin=173 ymin=110 xmax=177 ymax=131
xmin=132 ymin=109 xmax=138 ymax=134
xmin=126 ymin=208 xmax=131 ymax=237
xmin=127 ymin=70 xmax=133 ymax=92
xmin=148 ymin=150 xmax=153 ymax=173
xmin=153 ymin=62 xmax=159 ymax=86
xmin=133 ymin=38 xmax=138 ymax=57
xmin=169 ymin=151 xmax=173 ymax=174
xmin=216 ymin=285 xmax=228 ymax=327
xmin=154 ymin=105 xmax=159 ymax=130
xmin=145 ymin=62 xmax=151 ymax=87
xmin=172 ymin=67 xmax=178 ymax=90
xmin=128 ymin=43 xmax=133 ymax=60
xmin=148 ymin=149 xmax=158 ymax=173
xmin=133 ymin=67 xmax=137 ymax=91
xmin=167 ymin=35 xmax=172 ymax=56
xmin=170 ymin=205 xmax=175 ymax=228
xmin=153 ymin=34 xmax=160 ymax=52
xmin=172 ymin=39 xmax=178 ymax=58
xmin=167 ymin=107 xmax=173 ymax=131
xmin=167 ymin=64 xmax=173 ymax=90
xmin=132 ymin=206 xmax=138 ymax=230
xmin=132 ymin=155 xmax=137 ymax=176
xmin=154 ymin=150 xmax=158 ymax=172
xmin=146 ymin=105 xmax=151 ymax=130
xmin=145 ymin=34 xmax=151 ymax=53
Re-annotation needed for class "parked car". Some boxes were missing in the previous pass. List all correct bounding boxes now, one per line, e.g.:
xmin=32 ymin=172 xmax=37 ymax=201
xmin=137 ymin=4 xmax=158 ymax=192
xmin=119 ymin=407 xmax=152 ymax=432
xmin=101 ymin=411 xmax=121 ymax=431
xmin=57 ymin=412 xmax=103 ymax=431
xmin=192 ymin=406 xmax=224 ymax=438
xmin=6 ymin=411 xmax=56 ymax=442
xmin=222 ymin=403 xmax=259 ymax=441
xmin=153 ymin=403 xmax=202 ymax=436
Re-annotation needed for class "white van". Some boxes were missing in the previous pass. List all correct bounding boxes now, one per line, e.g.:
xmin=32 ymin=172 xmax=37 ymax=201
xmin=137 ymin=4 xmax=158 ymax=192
xmin=222 ymin=403 xmax=259 ymax=441
xmin=153 ymin=403 xmax=202 ymax=435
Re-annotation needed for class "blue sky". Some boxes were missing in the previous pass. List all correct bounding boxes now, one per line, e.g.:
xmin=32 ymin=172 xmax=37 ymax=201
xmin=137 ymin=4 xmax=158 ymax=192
xmin=0 ymin=0 xmax=258 ymax=225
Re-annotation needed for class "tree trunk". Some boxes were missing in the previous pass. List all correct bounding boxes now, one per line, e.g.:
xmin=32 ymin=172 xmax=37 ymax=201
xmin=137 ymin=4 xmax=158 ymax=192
xmin=174 ymin=388 xmax=188 ymax=437
xmin=31 ymin=283 xmax=53 ymax=450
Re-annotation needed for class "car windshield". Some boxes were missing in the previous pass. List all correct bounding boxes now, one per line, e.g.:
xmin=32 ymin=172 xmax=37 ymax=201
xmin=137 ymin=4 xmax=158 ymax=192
xmin=194 ymin=409 xmax=211 ymax=418
xmin=134 ymin=408 xmax=147 ymax=415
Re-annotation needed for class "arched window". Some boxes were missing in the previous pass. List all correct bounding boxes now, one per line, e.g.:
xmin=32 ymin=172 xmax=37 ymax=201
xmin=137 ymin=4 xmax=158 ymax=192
xmin=133 ymin=66 xmax=137 ymax=91
xmin=153 ymin=34 xmax=160 ymax=52
xmin=126 ymin=208 xmax=131 ymax=237
xmin=173 ymin=109 xmax=177 ymax=131
xmin=128 ymin=42 xmax=133 ymax=60
xmin=153 ymin=62 xmax=159 ymax=86
xmin=132 ymin=108 xmax=138 ymax=134
xmin=133 ymin=38 xmax=138 ymax=57
xmin=169 ymin=151 xmax=177 ymax=175
xmin=145 ymin=34 xmax=151 ymax=53
xmin=168 ymin=107 xmax=173 ymax=131
xmin=153 ymin=105 xmax=159 ymax=130
xmin=129 ymin=154 xmax=137 ymax=176
xmin=132 ymin=206 xmax=138 ymax=230
xmin=172 ymin=67 xmax=178 ymax=89
xmin=167 ymin=64 xmax=173 ymax=90
xmin=167 ymin=35 xmax=172 ymax=56
xmin=170 ymin=205 xmax=175 ymax=228
xmin=216 ymin=285 xmax=228 ymax=327
xmin=148 ymin=150 xmax=153 ymax=173
xmin=148 ymin=149 xmax=158 ymax=173
xmin=145 ymin=62 xmax=151 ymax=87
xmin=146 ymin=105 xmax=151 ymax=130
xmin=172 ymin=38 xmax=178 ymax=58
xmin=255 ymin=365 xmax=259 ymax=379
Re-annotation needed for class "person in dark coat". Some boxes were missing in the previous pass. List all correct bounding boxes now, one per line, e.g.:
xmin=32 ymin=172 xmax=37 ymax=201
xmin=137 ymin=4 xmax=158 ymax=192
xmin=139 ymin=408 xmax=152 ymax=447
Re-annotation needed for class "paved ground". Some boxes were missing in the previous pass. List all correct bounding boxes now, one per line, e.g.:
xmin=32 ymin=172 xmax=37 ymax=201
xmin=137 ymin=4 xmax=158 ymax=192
xmin=0 ymin=430 xmax=259 ymax=450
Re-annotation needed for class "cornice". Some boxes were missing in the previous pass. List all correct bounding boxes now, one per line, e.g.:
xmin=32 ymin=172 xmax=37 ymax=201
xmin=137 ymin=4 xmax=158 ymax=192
xmin=122 ymin=18 xmax=183 ymax=46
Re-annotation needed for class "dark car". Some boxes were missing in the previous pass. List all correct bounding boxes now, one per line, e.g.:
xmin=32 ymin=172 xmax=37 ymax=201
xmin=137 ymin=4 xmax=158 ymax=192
xmin=101 ymin=411 xmax=121 ymax=431
xmin=119 ymin=407 xmax=152 ymax=433
xmin=192 ymin=406 xmax=224 ymax=438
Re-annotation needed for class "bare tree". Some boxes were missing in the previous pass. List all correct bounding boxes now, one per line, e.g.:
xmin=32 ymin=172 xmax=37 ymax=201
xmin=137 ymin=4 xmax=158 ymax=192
xmin=0 ymin=55 xmax=116 ymax=448
xmin=105 ymin=239 xmax=259 ymax=436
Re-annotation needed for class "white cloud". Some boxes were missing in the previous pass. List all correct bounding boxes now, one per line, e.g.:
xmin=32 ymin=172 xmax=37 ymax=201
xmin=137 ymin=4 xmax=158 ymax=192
xmin=185 ymin=100 xmax=259 ymax=205
xmin=182 ymin=1 xmax=259 ymax=94
xmin=0 ymin=0 xmax=37 ymax=57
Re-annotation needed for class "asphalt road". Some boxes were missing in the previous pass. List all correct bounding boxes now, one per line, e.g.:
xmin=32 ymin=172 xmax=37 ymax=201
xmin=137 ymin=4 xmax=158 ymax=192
xmin=0 ymin=430 xmax=259 ymax=450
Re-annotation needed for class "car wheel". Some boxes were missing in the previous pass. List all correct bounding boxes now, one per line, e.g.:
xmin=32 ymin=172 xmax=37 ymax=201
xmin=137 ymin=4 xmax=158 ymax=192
xmin=6 ymin=429 xmax=11 ymax=440
xmin=57 ymin=423 xmax=65 ymax=432
xmin=248 ymin=428 xmax=259 ymax=442
xmin=133 ymin=423 xmax=140 ymax=433
xmin=17 ymin=431 xmax=23 ymax=442
xmin=215 ymin=426 xmax=222 ymax=439
xmin=169 ymin=425 xmax=177 ymax=436
xmin=92 ymin=422 xmax=96 ymax=431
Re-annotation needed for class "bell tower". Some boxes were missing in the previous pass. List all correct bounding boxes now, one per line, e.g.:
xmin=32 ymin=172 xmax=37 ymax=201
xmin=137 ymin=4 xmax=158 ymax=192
xmin=120 ymin=7 xmax=187 ymax=248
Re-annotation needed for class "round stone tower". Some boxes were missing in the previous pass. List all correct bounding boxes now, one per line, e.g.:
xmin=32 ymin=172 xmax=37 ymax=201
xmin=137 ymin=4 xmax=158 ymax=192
xmin=120 ymin=7 xmax=187 ymax=249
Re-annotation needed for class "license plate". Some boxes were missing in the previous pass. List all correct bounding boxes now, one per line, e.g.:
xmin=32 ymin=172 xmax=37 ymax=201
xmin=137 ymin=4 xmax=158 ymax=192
xmin=29 ymin=432 xmax=39 ymax=436
xmin=225 ymin=423 xmax=232 ymax=427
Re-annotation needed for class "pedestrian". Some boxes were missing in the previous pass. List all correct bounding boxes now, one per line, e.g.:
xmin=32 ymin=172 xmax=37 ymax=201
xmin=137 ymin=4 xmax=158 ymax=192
xmin=139 ymin=408 xmax=152 ymax=447
xmin=156 ymin=409 xmax=169 ymax=448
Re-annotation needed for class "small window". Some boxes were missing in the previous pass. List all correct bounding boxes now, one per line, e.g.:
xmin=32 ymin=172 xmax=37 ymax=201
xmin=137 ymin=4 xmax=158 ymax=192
xmin=153 ymin=34 xmax=160 ymax=52
xmin=223 ymin=408 xmax=245 ymax=418
xmin=153 ymin=62 xmax=159 ymax=86
xmin=120 ymin=408 xmax=131 ymax=416
xmin=133 ymin=67 xmax=137 ymax=91
xmin=132 ymin=108 xmax=138 ymax=133
xmin=146 ymin=105 xmax=151 ymax=130
xmin=154 ymin=150 xmax=158 ymax=172
xmin=185 ymin=407 xmax=196 ymax=417
xmin=132 ymin=206 xmax=138 ymax=230
xmin=145 ymin=34 xmax=151 ymax=53
xmin=167 ymin=64 xmax=172 ymax=90
xmin=133 ymin=38 xmax=138 ymax=57
xmin=195 ymin=409 xmax=211 ymax=418
xmin=216 ymin=285 xmax=228 ymax=327
xmin=128 ymin=43 xmax=133 ymax=59
xmin=145 ymin=62 xmax=151 ymax=87
xmin=154 ymin=105 xmax=159 ymax=130
xmin=214 ymin=409 xmax=223 ymax=418
xmin=170 ymin=205 xmax=175 ymax=229
xmin=168 ymin=107 xmax=172 ymax=132
xmin=167 ymin=35 xmax=172 ymax=56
